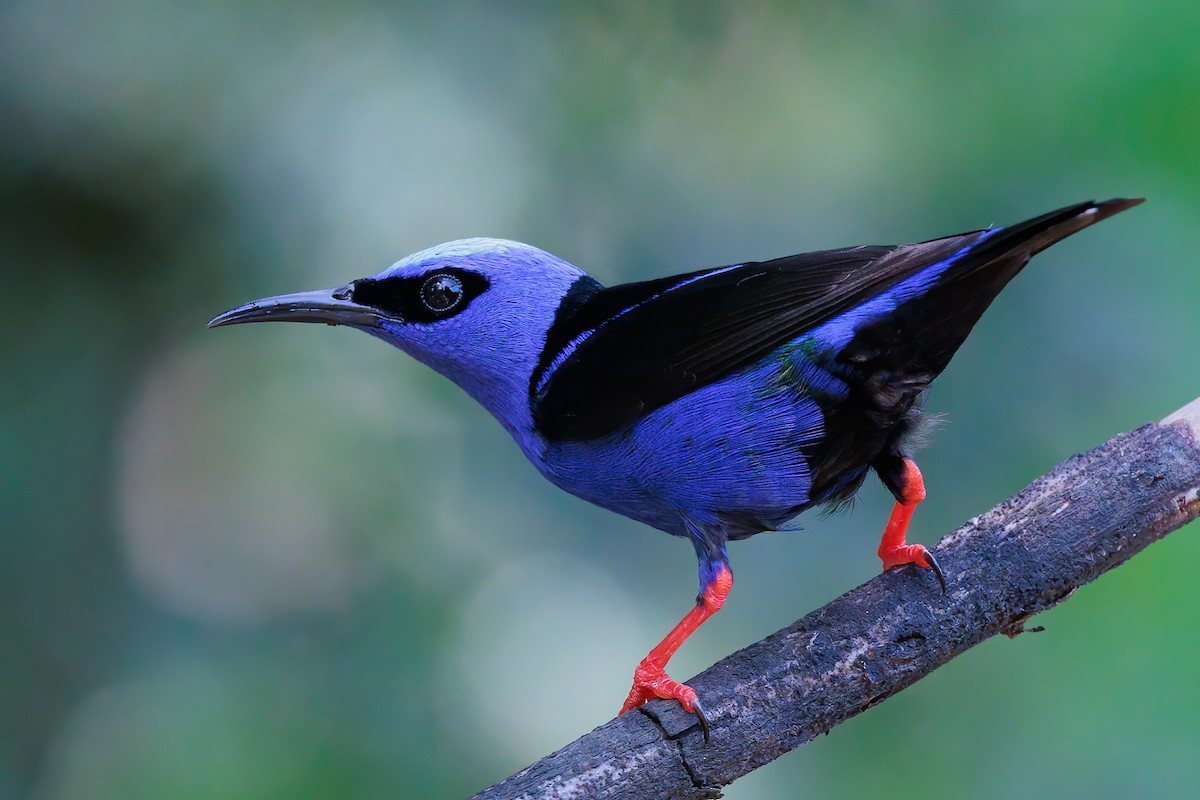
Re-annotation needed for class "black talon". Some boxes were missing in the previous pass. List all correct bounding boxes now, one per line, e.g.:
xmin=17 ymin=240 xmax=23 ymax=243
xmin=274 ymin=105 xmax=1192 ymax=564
xmin=691 ymin=697 xmax=711 ymax=743
xmin=924 ymin=548 xmax=947 ymax=593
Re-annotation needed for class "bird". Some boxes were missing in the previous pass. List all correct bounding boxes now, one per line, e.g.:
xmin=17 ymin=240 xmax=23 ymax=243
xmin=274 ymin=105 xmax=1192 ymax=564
xmin=209 ymin=197 xmax=1141 ymax=739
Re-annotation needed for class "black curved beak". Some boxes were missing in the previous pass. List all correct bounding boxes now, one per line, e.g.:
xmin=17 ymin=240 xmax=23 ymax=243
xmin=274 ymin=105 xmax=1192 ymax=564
xmin=207 ymin=285 xmax=385 ymax=329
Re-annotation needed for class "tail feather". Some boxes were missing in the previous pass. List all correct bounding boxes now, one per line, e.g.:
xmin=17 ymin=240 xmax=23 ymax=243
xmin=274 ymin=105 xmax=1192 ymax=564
xmin=953 ymin=197 xmax=1144 ymax=270
xmin=1026 ymin=197 xmax=1144 ymax=255
xmin=844 ymin=197 xmax=1143 ymax=382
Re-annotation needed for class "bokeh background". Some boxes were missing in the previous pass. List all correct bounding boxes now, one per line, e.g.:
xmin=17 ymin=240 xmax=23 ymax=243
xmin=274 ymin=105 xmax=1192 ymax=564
xmin=3 ymin=2 xmax=1199 ymax=798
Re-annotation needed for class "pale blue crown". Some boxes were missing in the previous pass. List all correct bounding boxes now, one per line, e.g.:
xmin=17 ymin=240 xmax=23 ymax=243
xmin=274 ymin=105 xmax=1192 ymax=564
xmin=378 ymin=237 xmax=559 ymax=278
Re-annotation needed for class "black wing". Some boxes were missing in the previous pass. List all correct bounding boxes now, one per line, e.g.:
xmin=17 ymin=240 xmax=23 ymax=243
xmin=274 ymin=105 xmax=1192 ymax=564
xmin=531 ymin=199 xmax=1141 ymax=442
xmin=529 ymin=239 xmax=966 ymax=441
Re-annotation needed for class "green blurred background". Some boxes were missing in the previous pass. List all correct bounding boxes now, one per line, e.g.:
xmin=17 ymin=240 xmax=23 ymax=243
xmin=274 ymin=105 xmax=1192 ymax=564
xmin=2 ymin=2 xmax=1198 ymax=798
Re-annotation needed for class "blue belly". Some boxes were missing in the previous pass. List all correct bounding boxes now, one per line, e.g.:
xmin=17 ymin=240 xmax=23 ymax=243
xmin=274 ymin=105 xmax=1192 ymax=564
xmin=535 ymin=350 xmax=833 ymax=538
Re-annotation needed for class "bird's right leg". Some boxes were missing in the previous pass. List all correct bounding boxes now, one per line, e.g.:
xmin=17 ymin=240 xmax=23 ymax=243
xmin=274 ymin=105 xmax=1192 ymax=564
xmin=619 ymin=549 xmax=731 ymax=741
xmin=875 ymin=451 xmax=946 ymax=591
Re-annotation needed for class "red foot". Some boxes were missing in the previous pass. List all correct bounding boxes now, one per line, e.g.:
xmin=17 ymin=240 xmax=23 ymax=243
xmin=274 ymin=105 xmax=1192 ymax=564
xmin=877 ymin=459 xmax=946 ymax=592
xmin=620 ymin=660 xmax=710 ymax=740
xmin=621 ymin=660 xmax=700 ymax=714
xmin=618 ymin=564 xmax=731 ymax=741
xmin=880 ymin=542 xmax=934 ymax=571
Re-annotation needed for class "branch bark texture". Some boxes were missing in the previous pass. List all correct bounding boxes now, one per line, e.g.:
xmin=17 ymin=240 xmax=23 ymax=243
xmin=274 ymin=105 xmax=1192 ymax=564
xmin=471 ymin=399 xmax=1200 ymax=800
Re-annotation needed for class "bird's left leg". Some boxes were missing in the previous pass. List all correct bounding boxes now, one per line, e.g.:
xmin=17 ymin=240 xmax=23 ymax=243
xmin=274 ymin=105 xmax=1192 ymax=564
xmin=875 ymin=451 xmax=946 ymax=591
xmin=620 ymin=540 xmax=731 ymax=740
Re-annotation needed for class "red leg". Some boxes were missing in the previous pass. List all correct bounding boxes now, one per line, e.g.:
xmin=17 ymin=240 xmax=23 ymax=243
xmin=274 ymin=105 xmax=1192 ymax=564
xmin=877 ymin=458 xmax=946 ymax=591
xmin=619 ymin=563 xmax=732 ymax=738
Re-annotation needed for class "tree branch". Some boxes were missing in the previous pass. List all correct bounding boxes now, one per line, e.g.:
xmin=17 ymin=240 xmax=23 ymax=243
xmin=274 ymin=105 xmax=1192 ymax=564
xmin=470 ymin=398 xmax=1200 ymax=800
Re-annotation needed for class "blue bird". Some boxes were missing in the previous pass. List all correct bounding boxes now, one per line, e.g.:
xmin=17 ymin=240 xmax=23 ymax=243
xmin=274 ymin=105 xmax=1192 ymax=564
xmin=210 ymin=198 xmax=1141 ymax=737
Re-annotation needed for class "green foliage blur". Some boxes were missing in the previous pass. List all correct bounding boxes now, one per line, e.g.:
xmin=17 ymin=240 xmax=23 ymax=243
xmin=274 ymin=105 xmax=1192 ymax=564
xmin=3 ymin=2 xmax=1198 ymax=798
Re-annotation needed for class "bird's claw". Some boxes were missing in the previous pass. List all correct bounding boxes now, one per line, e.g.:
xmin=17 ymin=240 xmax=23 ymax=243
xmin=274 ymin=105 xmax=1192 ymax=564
xmin=924 ymin=548 xmax=947 ymax=593
xmin=620 ymin=661 xmax=711 ymax=742
xmin=691 ymin=696 xmax=711 ymax=743
xmin=881 ymin=543 xmax=946 ymax=593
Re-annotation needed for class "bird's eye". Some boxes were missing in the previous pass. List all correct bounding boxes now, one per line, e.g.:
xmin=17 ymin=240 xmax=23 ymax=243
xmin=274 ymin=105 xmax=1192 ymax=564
xmin=420 ymin=274 xmax=464 ymax=313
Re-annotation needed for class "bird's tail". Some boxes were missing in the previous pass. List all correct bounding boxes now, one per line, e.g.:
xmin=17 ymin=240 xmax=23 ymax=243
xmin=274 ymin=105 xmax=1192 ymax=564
xmin=959 ymin=197 xmax=1143 ymax=265
xmin=851 ymin=198 xmax=1143 ymax=382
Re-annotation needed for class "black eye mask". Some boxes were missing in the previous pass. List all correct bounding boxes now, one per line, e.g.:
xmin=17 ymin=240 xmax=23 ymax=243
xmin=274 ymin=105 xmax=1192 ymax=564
xmin=349 ymin=268 xmax=490 ymax=324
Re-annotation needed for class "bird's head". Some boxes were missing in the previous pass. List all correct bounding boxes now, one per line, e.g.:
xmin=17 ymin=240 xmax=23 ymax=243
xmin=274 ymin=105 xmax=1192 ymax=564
xmin=209 ymin=238 xmax=589 ymax=443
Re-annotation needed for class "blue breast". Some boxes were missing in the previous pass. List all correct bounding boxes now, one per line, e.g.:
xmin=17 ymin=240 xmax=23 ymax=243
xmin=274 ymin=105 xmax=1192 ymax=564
xmin=535 ymin=340 xmax=837 ymax=538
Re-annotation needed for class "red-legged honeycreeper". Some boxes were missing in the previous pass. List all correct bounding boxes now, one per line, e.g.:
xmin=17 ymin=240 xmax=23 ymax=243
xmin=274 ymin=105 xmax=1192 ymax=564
xmin=209 ymin=198 xmax=1142 ymax=739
